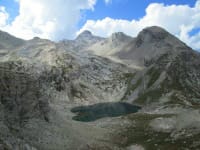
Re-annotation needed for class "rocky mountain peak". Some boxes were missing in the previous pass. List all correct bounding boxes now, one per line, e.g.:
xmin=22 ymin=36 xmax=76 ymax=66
xmin=107 ymin=32 xmax=133 ymax=48
xmin=76 ymin=30 xmax=93 ymax=39
xmin=60 ymin=30 xmax=104 ymax=51
xmin=0 ymin=30 xmax=25 ymax=50
xmin=111 ymin=32 xmax=126 ymax=38
xmin=33 ymin=37 xmax=41 ymax=40
xmin=142 ymin=26 xmax=168 ymax=34
xmin=76 ymin=30 xmax=104 ymax=42
xmin=110 ymin=32 xmax=132 ymax=42
xmin=136 ymin=26 xmax=169 ymax=45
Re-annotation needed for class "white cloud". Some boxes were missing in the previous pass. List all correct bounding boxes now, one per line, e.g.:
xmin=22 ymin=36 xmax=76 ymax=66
xmin=0 ymin=0 xmax=96 ymax=40
xmin=0 ymin=6 xmax=9 ymax=27
xmin=79 ymin=1 xmax=200 ymax=50
xmin=104 ymin=0 xmax=112 ymax=5
xmin=1 ymin=0 xmax=200 ymax=50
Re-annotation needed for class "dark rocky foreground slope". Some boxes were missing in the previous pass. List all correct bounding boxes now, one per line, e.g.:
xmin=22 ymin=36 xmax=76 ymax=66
xmin=0 ymin=26 xmax=200 ymax=150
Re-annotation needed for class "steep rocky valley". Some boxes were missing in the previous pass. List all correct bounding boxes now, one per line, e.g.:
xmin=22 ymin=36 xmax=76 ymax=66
xmin=1 ymin=26 xmax=200 ymax=150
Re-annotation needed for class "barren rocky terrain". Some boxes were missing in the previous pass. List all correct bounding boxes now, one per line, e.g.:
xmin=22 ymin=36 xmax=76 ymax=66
xmin=0 ymin=26 xmax=200 ymax=150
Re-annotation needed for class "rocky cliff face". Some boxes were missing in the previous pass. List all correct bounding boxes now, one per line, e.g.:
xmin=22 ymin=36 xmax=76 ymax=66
xmin=0 ymin=26 xmax=200 ymax=150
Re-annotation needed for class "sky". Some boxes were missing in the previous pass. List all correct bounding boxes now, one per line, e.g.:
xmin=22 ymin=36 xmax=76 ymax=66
xmin=0 ymin=0 xmax=200 ymax=50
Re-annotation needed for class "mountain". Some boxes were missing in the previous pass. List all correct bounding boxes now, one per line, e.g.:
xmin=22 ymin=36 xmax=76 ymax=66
xmin=115 ymin=26 xmax=191 ymax=67
xmin=86 ymin=32 xmax=133 ymax=61
xmin=85 ymin=26 xmax=192 ymax=68
xmin=60 ymin=30 xmax=104 ymax=52
xmin=0 ymin=26 xmax=200 ymax=150
xmin=122 ymin=48 xmax=200 ymax=105
xmin=0 ymin=30 xmax=25 ymax=50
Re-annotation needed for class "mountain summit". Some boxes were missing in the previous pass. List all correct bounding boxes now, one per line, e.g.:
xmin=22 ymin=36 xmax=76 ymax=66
xmin=76 ymin=30 xmax=93 ymax=39
xmin=0 ymin=30 xmax=25 ymax=50
xmin=110 ymin=32 xmax=132 ymax=42
xmin=114 ymin=26 xmax=190 ymax=67
xmin=136 ymin=26 xmax=170 ymax=44
xmin=60 ymin=30 xmax=103 ymax=51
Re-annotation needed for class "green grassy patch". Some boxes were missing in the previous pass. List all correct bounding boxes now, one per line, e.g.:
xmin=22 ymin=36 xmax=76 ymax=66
xmin=122 ymin=73 xmax=136 ymax=79
xmin=147 ymin=67 xmax=161 ymax=88
xmin=134 ymin=88 xmax=163 ymax=105
xmin=121 ymin=73 xmax=142 ymax=101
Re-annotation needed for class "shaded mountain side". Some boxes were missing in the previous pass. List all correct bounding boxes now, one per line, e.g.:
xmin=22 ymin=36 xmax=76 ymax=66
xmin=0 ymin=61 xmax=50 ymax=126
xmin=121 ymin=50 xmax=200 ymax=106
xmin=0 ymin=61 xmax=51 ymax=149
xmin=0 ymin=30 xmax=25 ymax=50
